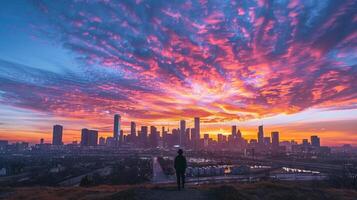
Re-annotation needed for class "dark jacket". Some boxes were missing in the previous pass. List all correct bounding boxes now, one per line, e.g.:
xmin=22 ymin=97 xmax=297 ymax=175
xmin=174 ymin=155 xmax=187 ymax=172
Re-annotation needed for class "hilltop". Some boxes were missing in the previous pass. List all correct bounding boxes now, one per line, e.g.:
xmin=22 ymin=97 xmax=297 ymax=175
xmin=1 ymin=181 xmax=357 ymax=200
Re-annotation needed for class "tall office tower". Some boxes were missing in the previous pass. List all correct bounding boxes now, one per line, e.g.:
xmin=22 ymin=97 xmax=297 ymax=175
xmin=119 ymin=130 xmax=124 ymax=144
xmin=113 ymin=114 xmax=121 ymax=142
xmin=130 ymin=122 xmax=136 ymax=140
xmin=311 ymin=135 xmax=320 ymax=147
xmin=271 ymin=131 xmax=280 ymax=149
xmin=190 ymin=128 xmax=196 ymax=149
xmin=52 ymin=125 xmax=63 ymax=145
xmin=180 ymin=120 xmax=186 ymax=147
xmin=150 ymin=126 xmax=158 ymax=148
xmin=231 ymin=125 xmax=237 ymax=138
xmin=172 ymin=129 xmax=180 ymax=145
xmin=81 ymin=129 xmax=98 ymax=146
xmin=140 ymin=126 xmax=148 ymax=147
xmin=40 ymin=138 xmax=44 ymax=144
xmin=81 ymin=128 xmax=89 ymax=146
xmin=194 ymin=117 xmax=200 ymax=143
xmin=185 ymin=128 xmax=190 ymax=147
xmin=88 ymin=130 xmax=98 ymax=146
xmin=258 ymin=125 xmax=264 ymax=144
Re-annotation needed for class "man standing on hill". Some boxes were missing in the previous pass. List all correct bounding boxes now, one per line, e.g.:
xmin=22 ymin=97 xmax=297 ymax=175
xmin=174 ymin=149 xmax=187 ymax=190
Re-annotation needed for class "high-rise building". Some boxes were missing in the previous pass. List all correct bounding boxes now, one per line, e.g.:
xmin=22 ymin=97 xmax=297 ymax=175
xmin=88 ymin=130 xmax=98 ymax=146
xmin=40 ymin=138 xmax=44 ymax=144
xmin=172 ymin=128 xmax=180 ymax=146
xmin=190 ymin=128 xmax=196 ymax=149
xmin=180 ymin=120 xmax=186 ymax=147
xmin=119 ymin=130 xmax=124 ymax=144
xmin=130 ymin=122 xmax=136 ymax=138
xmin=81 ymin=128 xmax=98 ymax=146
xmin=81 ymin=128 xmax=89 ymax=146
xmin=150 ymin=126 xmax=158 ymax=148
xmin=232 ymin=125 xmax=237 ymax=138
xmin=113 ymin=114 xmax=121 ymax=142
xmin=311 ymin=135 xmax=320 ymax=147
xmin=185 ymin=128 xmax=190 ymax=147
xmin=52 ymin=125 xmax=63 ymax=145
xmin=140 ymin=126 xmax=148 ymax=146
xmin=271 ymin=131 xmax=279 ymax=149
xmin=194 ymin=117 xmax=200 ymax=143
xmin=258 ymin=125 xmax=264 ymax=144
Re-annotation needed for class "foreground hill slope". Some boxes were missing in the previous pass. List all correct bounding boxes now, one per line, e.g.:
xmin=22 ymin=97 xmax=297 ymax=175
xmin=1 ymin=182 xmax=357 ymax=200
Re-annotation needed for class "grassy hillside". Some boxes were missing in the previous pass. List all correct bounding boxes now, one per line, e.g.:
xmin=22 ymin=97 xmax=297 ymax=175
xmin=1 ymin=182 xmax=357 ymax=200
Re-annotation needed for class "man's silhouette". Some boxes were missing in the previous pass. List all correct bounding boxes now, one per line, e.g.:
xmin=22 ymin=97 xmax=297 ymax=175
xmin=174 ymin=149 xmax=187 ymax=190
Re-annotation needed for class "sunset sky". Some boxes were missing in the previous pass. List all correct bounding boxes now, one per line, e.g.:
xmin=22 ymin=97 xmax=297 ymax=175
xmin=0 ymin=0 xmax=356 ymax=146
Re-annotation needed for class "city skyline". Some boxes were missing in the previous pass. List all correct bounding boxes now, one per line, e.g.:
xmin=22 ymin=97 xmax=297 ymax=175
xmin=0 ymin=1 xmax=356 ymax=146
xmin=0 ymin=114 xmax=335 ymax=148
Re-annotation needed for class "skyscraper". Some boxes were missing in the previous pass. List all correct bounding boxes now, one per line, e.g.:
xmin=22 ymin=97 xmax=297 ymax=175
xmin=130 ymin=122 xmax=136 ymax=138
xmin=232 ymin=125 xmax=237 ymax=138
xmin=113 ymin=114 xmax=121 ymax=142
xmin=81 ymin=128 xmax=89 ymax=146
xmin=52 ymin=125 xmax=63 ymax=145
xmin=119 ymin=130 xmax=124 ymax=144
xmin=311 ymin=135 xmax=320 ymax=147
xmin=271 ymin=131 xmax=279 ymax=149
xmin=81 ymin=128 xmax=98 ymax=146
xmin=258 ymin=125 xmax=264 ymax=144
xmin=194 ymin=117 xmax=200 ymax=143
xmin=180 ymin=120 xmax=186 ymax=147
xmin=140 ymin=126 xmax=148 ymax=147
xmin=150 ymin=126 xmax=158 ymax=148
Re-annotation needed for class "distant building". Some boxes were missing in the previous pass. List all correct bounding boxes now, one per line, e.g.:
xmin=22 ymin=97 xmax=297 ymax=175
xmin=263 ymin=137 xmax=271 ymax=145
xmin=217 ymin=134 xmax=224 ymax=144
xmin=258 ymin=125 xmax=264 ymax=144
xmin=194 ymin=117 xmax=200 ymax=148
xmin=185 ymin=128 xmax=190 ymax=147
xmin=119 ymin=130 xmax=124 ymax=144
xmin=130 ymin=121 xmax=136 ymax=140
xmin=149 ymin=126 xmax=158 ymax=148
xmin=237 ymin=129 xmax=242 ymax=138
xmin=140 ymin=126 xmax=148 ymax=147
xmin=311 ymin=135 xmax=320 ymax=147
xmin=232 ymin=125 xmax=237 ymax=138
xmin=81 ymin=128 xmax=98 ymax=146
xmin=52 ymin=125 xmax=63 ymax=145
xmin=40 ymin=138 xmax=44 ymax=144
xmin=302 ymin=139 xmax=309 ymax=147
xmin=106 ymin=137 xmax=114 ymax=146
xmin=99 ymin=137 xmax=105 ymax=145
xmin=271 ymin=131 xmax=279 ymax=149
xmin=191 ymin=128 xmax=196 ymax=149
xmin=113 ymin=114 xmax=121 ymax=142
xmin=203 ymin=134 xmax=209 ymax=148
xmin=180 ymin=120 xmax=186 ymax=147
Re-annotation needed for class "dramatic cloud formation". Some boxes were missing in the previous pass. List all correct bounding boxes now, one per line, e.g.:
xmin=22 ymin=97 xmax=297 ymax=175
xmin=0 ymin=0 xmax=356 ymax=144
